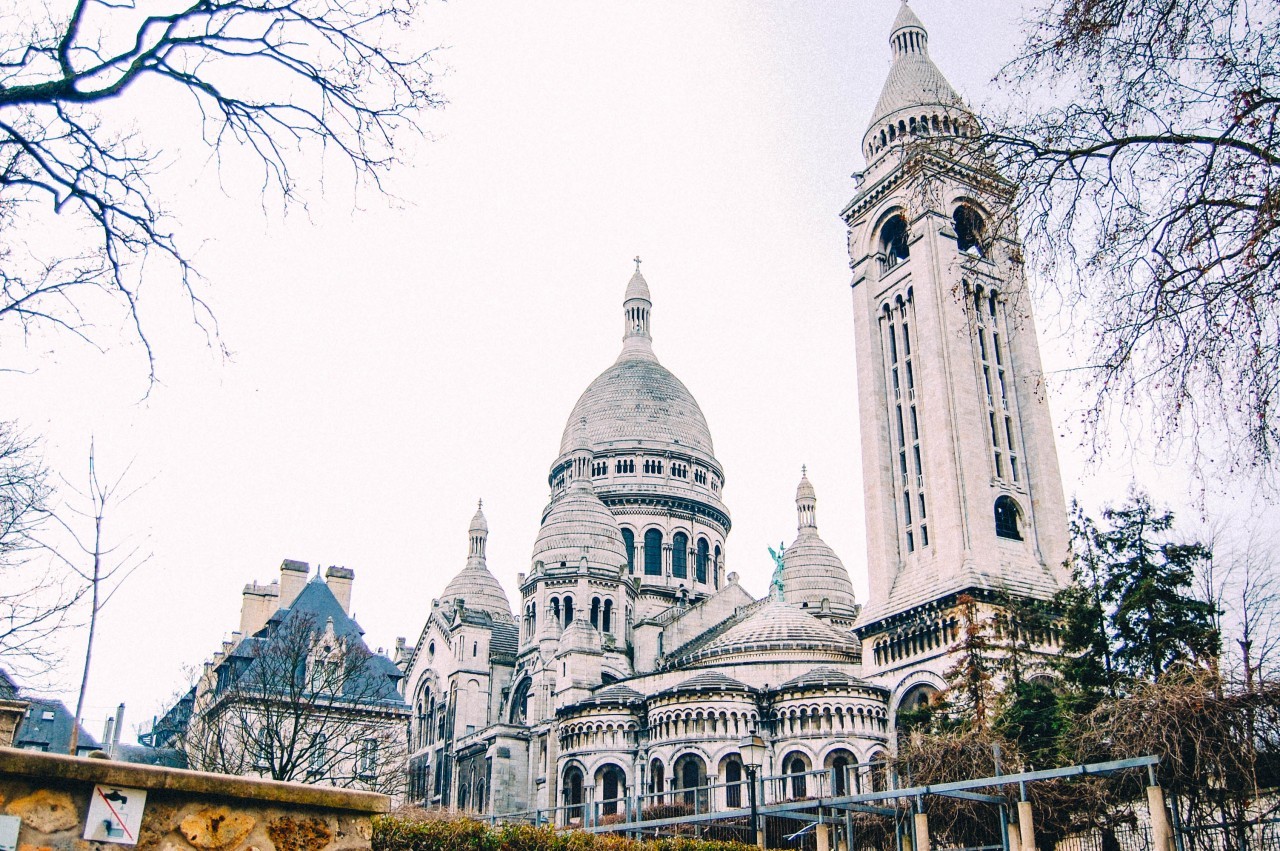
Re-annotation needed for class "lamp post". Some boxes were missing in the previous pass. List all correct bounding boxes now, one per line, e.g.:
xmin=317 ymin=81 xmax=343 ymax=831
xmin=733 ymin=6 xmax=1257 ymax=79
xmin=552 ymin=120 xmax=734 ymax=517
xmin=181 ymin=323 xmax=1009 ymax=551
xmin=740 ymin=732 xmax=766 ymax=850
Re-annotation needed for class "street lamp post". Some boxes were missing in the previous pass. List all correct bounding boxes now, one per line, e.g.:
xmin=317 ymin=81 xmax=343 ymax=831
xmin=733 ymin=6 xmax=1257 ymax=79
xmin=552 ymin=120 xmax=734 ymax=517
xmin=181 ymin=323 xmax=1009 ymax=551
xmin=740 ymin=732 xmax=766 ymax=850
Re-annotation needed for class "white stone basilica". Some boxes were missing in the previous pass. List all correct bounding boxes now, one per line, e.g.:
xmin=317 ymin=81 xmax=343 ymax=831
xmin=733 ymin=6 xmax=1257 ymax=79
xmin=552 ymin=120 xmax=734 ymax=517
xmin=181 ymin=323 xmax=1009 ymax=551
xmin=399 ymin=2 xmax=1070 ymax=819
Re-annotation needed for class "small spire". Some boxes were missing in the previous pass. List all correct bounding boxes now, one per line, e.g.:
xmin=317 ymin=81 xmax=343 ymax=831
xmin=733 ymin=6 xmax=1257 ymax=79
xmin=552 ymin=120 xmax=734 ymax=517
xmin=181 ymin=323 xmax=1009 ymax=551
xmin=569 ymin=416 xmax=594 ymax=488
xmin=620 ymin=263 xmax=657 ymax=360
xmin=796 ymin=467 xmax=817 ymax=530
xmin=468 ymin=500 xmax=489 ymax=565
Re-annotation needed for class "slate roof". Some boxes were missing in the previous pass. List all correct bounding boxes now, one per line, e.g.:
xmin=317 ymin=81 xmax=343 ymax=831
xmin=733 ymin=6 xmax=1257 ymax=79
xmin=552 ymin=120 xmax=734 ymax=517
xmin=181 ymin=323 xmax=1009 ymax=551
xmin=15 ymin=697 xmax=99 ymax=754
xmin=227 ymin=577 xmax=407 ymax=709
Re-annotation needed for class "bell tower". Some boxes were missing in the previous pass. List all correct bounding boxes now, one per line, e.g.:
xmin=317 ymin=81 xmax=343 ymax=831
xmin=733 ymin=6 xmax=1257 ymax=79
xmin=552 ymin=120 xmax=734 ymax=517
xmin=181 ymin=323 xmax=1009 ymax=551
xmin=846 ymin=3 xmax=1071 ymax=698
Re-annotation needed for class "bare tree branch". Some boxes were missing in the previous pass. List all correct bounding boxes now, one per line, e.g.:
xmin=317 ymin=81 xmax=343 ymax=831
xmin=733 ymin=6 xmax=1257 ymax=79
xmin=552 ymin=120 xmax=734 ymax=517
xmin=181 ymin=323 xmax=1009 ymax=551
xmin=0 ymin=0 xmax=441 ymax=385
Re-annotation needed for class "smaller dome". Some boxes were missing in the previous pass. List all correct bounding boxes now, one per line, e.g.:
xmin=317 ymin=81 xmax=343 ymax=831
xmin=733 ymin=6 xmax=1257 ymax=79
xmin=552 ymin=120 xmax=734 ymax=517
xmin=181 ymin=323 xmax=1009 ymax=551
xmin=625 ymin=268 xmax=651 ymax=303
xmin=533 ymin=484 xmax=628 ymax=569
xmin=469 ymin=500 xmax=488 ymax=535
xmin=781 ymin=534 xmax=859 ymax=617
xmin=796 ymin=466 xmax=816 ymax=502
xmin=440 ymin=566 xmax=512 ymax=618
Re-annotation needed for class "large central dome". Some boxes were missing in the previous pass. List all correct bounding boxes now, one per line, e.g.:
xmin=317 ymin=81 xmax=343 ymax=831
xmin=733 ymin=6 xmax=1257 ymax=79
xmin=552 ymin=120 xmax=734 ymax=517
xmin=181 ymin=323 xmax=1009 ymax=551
xmin=558 ymin=358 xmax=714 ymax=456
xmin=557 ymin=267 xmax=714 ymax=458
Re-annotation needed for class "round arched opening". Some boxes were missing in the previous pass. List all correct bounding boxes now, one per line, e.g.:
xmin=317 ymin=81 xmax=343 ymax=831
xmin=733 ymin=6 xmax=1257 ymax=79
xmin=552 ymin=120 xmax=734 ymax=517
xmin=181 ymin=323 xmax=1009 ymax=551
xmin=995 ymin=495 xmax=1023 ymax=540
xmin=880 ymin=215 xmax=910 ymax=267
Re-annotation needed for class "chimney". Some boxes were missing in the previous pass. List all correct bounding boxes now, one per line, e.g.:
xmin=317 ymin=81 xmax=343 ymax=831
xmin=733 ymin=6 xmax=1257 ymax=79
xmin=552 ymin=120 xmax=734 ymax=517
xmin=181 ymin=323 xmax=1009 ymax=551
xmin=279 ymin=560 xmax=310 ymax=608
xmin=325 ymin=566 xmax=355 ymax=615
xmin=113 ymin=703 xmax=124 ymax=749
xmin=102 ymin=716 xmax=115 ymax=746
xmin=239 ymin=581 xmax=280 ymax=636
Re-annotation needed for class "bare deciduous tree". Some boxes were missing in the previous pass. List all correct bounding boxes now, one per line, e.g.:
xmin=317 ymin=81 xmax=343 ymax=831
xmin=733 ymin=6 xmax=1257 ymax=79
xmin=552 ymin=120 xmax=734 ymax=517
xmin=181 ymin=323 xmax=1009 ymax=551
xmin=46 ymin=439 xmax=151 ymax=754
xmin=0 ymin=422 xmax=79 ymax=680
xmin=977 ymin=0 xmax=1280 ymax=476
xmin=183 ymin=611 xmax=408 ymax=795
xmin=0 ymin=0 xmax=440 ymax=381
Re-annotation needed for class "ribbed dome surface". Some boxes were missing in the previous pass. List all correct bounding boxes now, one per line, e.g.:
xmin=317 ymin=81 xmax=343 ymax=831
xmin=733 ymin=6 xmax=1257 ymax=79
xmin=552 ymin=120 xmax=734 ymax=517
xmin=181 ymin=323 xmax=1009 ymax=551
xmin=533 ymin=485 xmax=627 ymax=568
xmin=678 ymin=600 xmax=859 ymax=664
xmin=778 ymin=667 xmax=868 ymax=691
xmin=781 ymin=530 xmax=859 ymax=616
xmin=559 ymin=357 xmax=715 ymax=456
xmin=870 ymin=54 xmax=962 ymax=127
xmin=660 ymin=670 xmax=755 ymax=696
xmin=440 ymin=566 xmax=512 ymax=617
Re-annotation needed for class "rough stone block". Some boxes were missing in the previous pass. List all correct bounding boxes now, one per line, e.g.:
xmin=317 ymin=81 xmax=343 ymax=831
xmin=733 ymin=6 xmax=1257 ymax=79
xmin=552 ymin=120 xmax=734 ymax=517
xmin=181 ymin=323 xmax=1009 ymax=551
xmin=7 ymin=790 xmax=80 ymax=833
xmin=179 ymin=808 xmax=255 ymax=850
xmin=266 ymin=816 xmax=332 ymax=851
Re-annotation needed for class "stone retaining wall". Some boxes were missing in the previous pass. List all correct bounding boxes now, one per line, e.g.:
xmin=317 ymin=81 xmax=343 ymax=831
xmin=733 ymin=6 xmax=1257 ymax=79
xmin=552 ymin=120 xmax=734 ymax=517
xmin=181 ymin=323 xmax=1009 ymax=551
xmin=0 ymin=749 xmax=388 ymax=851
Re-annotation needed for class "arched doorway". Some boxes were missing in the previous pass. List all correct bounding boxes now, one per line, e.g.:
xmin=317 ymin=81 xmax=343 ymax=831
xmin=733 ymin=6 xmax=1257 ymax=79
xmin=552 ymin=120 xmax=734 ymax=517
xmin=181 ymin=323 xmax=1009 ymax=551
xmin=596 ymin=764 xmax=626 ymax=816
xmin=649 ymin=758 xmax=665 ymax=804
xmin=563 ymin=765 xmax=584 ymax=825
xmin=673 ymin=753 xmax=708 ymax=812
xmin=720 ymin=754 xmax=744 ymax=808
xmin=784 ymin=752 xmax=811 ymax=799
xmin=826 ymin=748 xmax=857 ymax=796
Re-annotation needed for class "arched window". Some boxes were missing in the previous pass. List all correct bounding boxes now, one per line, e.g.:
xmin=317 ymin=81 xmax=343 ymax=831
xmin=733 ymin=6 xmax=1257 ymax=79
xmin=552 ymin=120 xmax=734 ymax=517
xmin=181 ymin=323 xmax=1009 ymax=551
xmin=621 ymin=527 xmax=635 ymax=574
xmin=644 ymin=529 xmax=663 ymax=576
xmin=510 ymin=678 xmax=531 ymax=724
xmin=590 ymin=597 xmax=600 ymax=628
xmin=563 ymin=595 xmax=575 ymax=624
xmin=880 ymin=214 xmax=910 ymax=266
xmin=713 ymin=545 xmax=722 ymax=588
xmin=550 ymin=597 xmax=560 ymax=623
xmin=308 ymin=733 xmax=327 ymax=777
xmin=672 ymin=532 xmax=689 ymax=578
xmin=603 ymin=599 xmax=613 ymax=633
xmin=954 ymin=205 xmax=987 ymax=256
xmin=696 ymin=538 xmax=709 ymax=583
xmin=995 ymin=496 xmax=1023 ymax=540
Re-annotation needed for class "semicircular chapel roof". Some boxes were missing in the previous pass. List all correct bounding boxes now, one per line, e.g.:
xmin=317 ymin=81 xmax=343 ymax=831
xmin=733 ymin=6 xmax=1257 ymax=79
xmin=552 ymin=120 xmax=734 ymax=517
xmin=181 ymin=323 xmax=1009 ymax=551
xmin=777 ymin=667 xmax=870 ymax=691
xmin=657 ymin=670 xmax=756 ymax=697
xmin=671 ymin=599 xmax=860 ymax=666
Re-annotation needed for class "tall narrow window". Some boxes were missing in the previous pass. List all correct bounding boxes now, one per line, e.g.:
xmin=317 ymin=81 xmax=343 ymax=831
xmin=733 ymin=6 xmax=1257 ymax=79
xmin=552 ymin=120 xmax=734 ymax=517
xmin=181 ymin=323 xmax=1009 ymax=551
xmin=882 ymin=291 xmax=929 ymax=553
xmin=672 ymin=532 xmax=688 ymax=578
xmin=644 ymin=529 xmax=663 ymax=576
xmin=621 ymin=528 xmax=635 ymax=574
xmin=696 ymin=538 xmax=709 ymax=583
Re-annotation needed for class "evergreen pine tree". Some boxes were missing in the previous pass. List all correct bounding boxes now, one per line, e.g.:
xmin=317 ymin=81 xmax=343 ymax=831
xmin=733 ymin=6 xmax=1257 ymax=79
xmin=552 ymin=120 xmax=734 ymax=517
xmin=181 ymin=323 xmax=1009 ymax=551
xmin=1100 ymin=492 xmax=1220 ymax=680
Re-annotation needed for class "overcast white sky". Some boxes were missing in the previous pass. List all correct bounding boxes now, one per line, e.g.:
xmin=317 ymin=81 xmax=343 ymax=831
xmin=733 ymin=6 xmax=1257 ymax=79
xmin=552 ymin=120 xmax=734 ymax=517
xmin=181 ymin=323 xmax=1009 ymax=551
xmin=5 ymin=0 xmax=1275 ymax=743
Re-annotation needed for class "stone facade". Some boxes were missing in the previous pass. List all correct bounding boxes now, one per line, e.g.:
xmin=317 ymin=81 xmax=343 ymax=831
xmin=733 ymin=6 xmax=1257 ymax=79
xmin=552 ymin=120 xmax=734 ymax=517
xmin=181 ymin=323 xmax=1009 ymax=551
xmin=0 ymin=749 xmax=385 ymax=851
